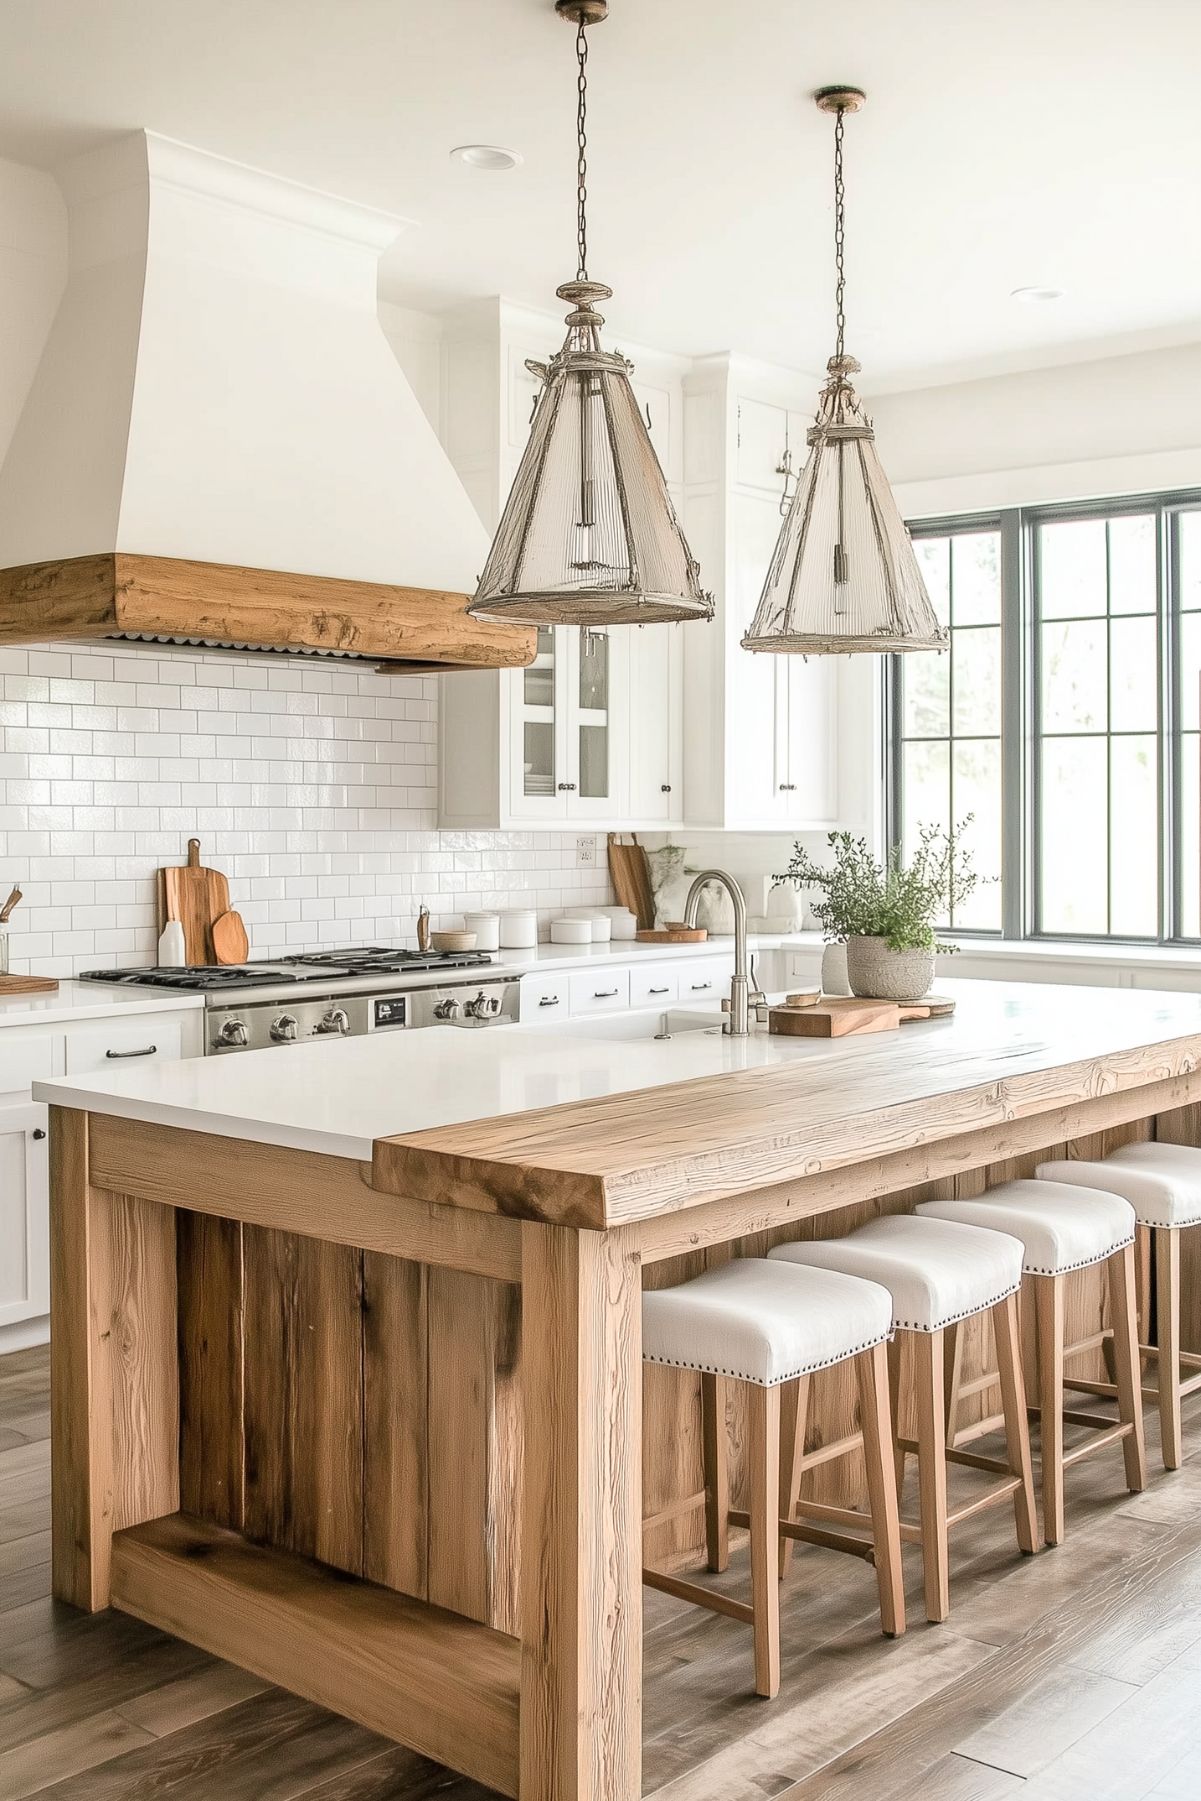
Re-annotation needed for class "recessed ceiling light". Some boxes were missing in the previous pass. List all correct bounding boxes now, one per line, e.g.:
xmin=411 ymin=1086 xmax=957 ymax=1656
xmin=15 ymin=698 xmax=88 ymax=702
xmin=1010 ymin=285 xmax=1065 ymax=304
xmin=450 ymin=144 xmax=522 ymax=171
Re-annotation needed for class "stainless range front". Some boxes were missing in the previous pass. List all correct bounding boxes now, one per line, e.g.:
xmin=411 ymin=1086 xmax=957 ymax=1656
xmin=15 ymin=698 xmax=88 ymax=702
xmin=207 ymin=975 xmax=521 ymax=1053
xmin=79 ymin=949 xmax=522 ymax=1054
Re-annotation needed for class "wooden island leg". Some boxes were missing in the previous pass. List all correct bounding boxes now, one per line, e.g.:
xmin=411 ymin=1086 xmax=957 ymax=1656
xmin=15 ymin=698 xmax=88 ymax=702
xmin=520 ymin=1222 xmax=643 ymax=1801
xmin=50 ymin=1107 xmax=178 ymax=1611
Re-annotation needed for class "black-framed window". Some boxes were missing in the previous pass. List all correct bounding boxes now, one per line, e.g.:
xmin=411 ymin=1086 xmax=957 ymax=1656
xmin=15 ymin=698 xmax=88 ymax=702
xmin=887 ymin=488 xmax=1201 ymax=946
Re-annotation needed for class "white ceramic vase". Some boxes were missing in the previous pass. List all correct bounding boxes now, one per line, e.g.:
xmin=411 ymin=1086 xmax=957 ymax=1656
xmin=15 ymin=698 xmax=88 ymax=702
xmin=845 ymin=935 xmax=935 ymax=1003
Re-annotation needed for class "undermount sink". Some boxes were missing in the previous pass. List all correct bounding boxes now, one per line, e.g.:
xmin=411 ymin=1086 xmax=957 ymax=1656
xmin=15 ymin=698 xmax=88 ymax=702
xmin=560 ymin=1006 xmax=725 ymax=1042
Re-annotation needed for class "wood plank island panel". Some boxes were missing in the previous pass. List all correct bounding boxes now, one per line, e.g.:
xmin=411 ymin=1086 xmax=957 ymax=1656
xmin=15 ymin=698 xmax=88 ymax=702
xmin=371 ymin=985 xmax=1201 ymax=1226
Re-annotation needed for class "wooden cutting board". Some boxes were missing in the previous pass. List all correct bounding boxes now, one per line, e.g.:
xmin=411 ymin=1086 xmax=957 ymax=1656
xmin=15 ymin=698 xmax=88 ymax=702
xmin=157 ymin=838 xmax=230 ymax=966
xmin=0 ymin=973 xmax=59 ymax=994
xmin=211 ymin=910 xmax=250 ymax=966
xmin=635 ymin=926 xmax=708 ymax=944
xmin=769 ymin=997 xmax=928 ymax=1038
xmin=607 ymin=835 xmax=656 ymax=931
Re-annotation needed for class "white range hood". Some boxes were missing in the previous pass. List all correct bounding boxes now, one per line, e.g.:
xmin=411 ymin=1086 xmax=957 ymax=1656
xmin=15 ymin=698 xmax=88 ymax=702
xmin=0 ymin=131 xmax=530 ymax=672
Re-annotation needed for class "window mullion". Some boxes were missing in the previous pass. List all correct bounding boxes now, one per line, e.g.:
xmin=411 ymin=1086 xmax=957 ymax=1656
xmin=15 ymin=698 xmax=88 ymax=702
xmin=1001 ymin=507 xmax=1025 ymax=940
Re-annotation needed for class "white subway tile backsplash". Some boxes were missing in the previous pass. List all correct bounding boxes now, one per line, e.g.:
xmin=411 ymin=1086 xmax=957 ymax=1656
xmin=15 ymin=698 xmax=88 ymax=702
xmin=0 ymin=644 xmax=610 ymax=975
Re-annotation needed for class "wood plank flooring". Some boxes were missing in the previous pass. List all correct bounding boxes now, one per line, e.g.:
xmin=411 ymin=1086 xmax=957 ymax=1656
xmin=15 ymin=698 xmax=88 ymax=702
xmin=5 ymin=1344 xmax=1201 ymax=1798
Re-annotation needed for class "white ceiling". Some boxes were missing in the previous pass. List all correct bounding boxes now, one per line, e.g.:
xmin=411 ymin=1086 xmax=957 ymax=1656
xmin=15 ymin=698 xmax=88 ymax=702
xmin=0 ymin=0 xmax=1199 ymax=388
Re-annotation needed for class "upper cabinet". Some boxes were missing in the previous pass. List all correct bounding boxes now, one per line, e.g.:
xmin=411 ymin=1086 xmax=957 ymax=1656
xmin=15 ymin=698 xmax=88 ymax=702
xmin=679 ymin=355 xmax=873 ymax=833
xmin=437 ymin=299 xmax=687 ymax=831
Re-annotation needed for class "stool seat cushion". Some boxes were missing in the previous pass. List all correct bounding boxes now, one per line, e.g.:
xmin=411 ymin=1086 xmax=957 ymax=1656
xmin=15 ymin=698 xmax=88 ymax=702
xmin=642 ymin=1258 xmax=892 ymax=1387
xmin=768 ymin=1215 xmax=1023 ymax=1333
xmin=918 ymin=1179 xmax=1135 ymax=1276
xmin=1036 ymin=1144 xmax=1201 ymax=1230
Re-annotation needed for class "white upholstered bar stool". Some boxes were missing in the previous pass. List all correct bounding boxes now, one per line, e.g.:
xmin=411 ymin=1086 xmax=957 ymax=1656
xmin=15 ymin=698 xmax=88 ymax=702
xmin=1037 ymin=1144 xmax=1201 ymax=1470
xmin=642 ymin=1258 xmax=903 ymax=1699
xmin=917 ymin=1180 xmax=1147 ymax=1545
xmin=769 ymin=1216 xmax=1039 ymax=1625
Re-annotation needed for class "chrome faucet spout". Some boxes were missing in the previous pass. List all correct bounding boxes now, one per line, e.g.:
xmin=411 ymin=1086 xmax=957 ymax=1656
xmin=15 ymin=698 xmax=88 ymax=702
xmin=682 ymin=869 xmax=755 ymax=1035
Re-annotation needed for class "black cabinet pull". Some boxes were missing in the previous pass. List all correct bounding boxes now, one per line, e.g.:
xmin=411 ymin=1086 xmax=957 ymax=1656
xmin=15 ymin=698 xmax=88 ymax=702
xmin=105 ymin=1044 xmax=157 ymax=1059
xmin=32 ymin=1128 xmax=46 ymax=1140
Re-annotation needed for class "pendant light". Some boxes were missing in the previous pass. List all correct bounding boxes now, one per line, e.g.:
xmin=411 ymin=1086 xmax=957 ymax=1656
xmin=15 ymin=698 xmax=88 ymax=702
xmin=742 ymin=88 xmax=947 ymax=656
xmin=467 ymin=1 xmax=712 ymax=628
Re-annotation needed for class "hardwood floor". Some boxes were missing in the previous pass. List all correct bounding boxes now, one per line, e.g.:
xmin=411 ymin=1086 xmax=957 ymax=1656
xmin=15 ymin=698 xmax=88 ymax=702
xmin=5 ymin=1344 xmax=1201 ymax=1798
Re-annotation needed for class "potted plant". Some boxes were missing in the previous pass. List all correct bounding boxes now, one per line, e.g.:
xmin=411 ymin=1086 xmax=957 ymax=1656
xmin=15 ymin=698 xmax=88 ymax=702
xmin=776 ymin=821 xmax=983 ymax=1002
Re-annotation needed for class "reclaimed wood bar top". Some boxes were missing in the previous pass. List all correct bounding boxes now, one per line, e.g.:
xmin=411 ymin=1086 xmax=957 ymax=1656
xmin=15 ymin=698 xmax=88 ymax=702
xmin=371 ymin=980 xmax=1201 ymax=1229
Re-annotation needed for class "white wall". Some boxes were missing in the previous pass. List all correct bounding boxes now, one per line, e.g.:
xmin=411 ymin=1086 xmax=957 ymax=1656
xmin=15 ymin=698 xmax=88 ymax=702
xmin=870 ymin=340 xmax=1201 ymax=520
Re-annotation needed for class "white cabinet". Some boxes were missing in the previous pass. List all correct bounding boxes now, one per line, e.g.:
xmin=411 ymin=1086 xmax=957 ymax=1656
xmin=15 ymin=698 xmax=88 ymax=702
xmin=0 ymin=1102 xmax=49 ymax=1330
xmin=627 ymin=625 xmax=683 ymax=825
xmin=0 ymin=1005 xmax=202 ymax=1348
xmin=682 ymin=357 xmax=854 ymax=830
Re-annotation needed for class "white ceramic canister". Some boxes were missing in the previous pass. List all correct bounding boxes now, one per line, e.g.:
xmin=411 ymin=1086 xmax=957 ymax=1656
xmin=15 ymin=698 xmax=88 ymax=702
xmin=585 ymin=912 xmax=612 ymax=942
xmin=598 ymin=905 xmax=638 ymax=940
xmin=498 ymin=909 xmax=538 ymax=949
xmin=463 ymin=911 xmax=501 ymax=952
xmin=550 ymin=917 xmax=593 ymax=945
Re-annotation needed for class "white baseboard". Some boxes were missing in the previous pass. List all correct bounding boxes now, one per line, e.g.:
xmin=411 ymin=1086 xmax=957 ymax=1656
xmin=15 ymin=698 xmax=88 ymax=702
xmin=0 ymin=1316 xmax=49 ymax=1356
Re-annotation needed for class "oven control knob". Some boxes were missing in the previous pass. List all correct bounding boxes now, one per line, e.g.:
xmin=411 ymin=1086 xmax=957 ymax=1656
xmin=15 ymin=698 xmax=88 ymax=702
xmin=465 ymin=990 xmax=501 ymax=1021
xmin=433 ymin=998 xmax=461 ymax=1020
xmin=215 ymin=1019 xmax=249 ymax=1048
xmin=316 ymin=1006 xmax=350 ymax=1036
xmin=270 ymin=1013 xmax=298 ymax=1043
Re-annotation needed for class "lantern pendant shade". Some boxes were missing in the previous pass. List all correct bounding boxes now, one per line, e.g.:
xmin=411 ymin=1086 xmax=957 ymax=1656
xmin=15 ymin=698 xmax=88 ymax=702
xmin=741 ymin=356 xmax=947 ymax=655
xmin=467 ymin=284 xmax=713 ymax=627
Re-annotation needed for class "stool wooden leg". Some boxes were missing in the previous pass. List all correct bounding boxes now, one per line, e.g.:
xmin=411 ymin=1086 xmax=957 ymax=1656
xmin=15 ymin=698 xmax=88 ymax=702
xmin=747 ymin=1382 xmax=781 ymax=1699
xmin=943 ymin=1320 xmax=964 ymax=1447
xmin=887 ymin=1332 xmax=907 ymax=1498
xmin=778 ymin=1374 xmax=810 ymax=1579
xmin=1108 ymin=1243 xmax=1148 ymax=1493
xmin=1154 ymin=1228 xmax=1183 ymax=1471
xmin=701 ymin=1373 xmax=729 ymax=1573
xmin=992 ymin=1293 xmax=1039 ymax=1555
xmin=856 ymin=1343 xmax=905 ymax=1638
xmin=1033 ymin=1274 xmax=1065 ymax=1546
xmin=913 ymin=1329 xmax=950 ymax=1624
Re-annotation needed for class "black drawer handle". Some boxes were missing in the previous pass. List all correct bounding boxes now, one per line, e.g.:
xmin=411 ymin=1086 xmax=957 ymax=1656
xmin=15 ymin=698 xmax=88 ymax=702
xmin=779 ymin=782 xmax=797 ymax=791
xmin=660 ymin=784 xmax=672 ymax=793
xmin=105 ymin=1044 xmax=157 ymax=1059
xmin=648 ymin=986 xmax=670 ymax=995
xmin=593 ymin=989 xmax=620 ymax=999
xmin=690 ymin=982 xmax=712 ymax=991
xmin=32 ymin=1128 xmax=46 ymax=1140
xmin=538 ymin=996 xmax=561 ymax=1007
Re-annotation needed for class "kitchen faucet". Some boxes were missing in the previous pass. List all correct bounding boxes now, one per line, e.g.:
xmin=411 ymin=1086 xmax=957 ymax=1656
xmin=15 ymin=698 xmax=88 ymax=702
xmin=681 ymin=869 xmax=767 ymax=1036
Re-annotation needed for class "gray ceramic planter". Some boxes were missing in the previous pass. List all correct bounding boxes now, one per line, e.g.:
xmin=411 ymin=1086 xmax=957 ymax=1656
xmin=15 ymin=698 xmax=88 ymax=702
xmin=845 ymin=935 xmax=935 ymax=1003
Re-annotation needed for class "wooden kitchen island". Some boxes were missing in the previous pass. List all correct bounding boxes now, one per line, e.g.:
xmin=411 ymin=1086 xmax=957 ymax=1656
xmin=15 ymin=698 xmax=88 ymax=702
xmin=38 ymin=980 xmax=1201 ymax=1800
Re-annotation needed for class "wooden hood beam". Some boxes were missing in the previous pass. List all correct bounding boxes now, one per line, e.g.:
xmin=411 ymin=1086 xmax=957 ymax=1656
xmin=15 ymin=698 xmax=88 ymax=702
xmin=0 ymin=553 xmax=536 ymax=674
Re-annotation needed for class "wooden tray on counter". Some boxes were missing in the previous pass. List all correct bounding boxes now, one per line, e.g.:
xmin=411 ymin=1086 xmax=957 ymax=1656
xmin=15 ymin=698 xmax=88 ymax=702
xmin=0 ymin=973 xmax=59 ymax=994
xmin=768 ymin=995 xmax=955 ymax=1038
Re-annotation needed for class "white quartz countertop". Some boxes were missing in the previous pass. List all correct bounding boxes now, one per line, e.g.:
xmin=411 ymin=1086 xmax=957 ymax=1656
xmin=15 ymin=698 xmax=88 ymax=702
xmin=34 ymin=977 xmax=1201 ymax=1166
xmin=0 ymin=979 xmax=206 ymax=1029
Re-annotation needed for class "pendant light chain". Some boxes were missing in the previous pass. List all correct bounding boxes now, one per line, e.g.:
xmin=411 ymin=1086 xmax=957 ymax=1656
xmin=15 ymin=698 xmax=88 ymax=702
xmin=833 ymin=101 xmax=847 ymax=363
xmin=575 ymin=22 xmax=589 ymax=281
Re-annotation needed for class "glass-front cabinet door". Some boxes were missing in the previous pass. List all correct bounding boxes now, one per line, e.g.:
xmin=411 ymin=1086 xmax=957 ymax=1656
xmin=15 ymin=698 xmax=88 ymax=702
xmin=506 ymin=625 xmax=631 ymax=822
xmin=510 ymin=626 xmax=569 ymax=819
xmin=566 ymin=626 xmax=629 ymax=819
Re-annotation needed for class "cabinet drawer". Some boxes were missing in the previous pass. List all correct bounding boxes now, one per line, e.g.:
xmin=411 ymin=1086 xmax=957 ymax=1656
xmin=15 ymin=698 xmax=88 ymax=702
xmin=569 ymin=970 xmax=631 ymax=1015
xmin=520 ymin=974 xmax=572 ymax=1022
xmin=629 ymin=964 xmax=679 ymax=1009
xmin=0 ymin=1030 xmax=63 ymax=1101
xmin=65 ymin=1015 xmax=186 ymax=1075
xmin=678 ymin=962 xmax=731 ymax=1002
